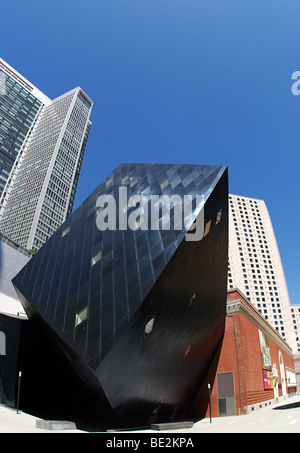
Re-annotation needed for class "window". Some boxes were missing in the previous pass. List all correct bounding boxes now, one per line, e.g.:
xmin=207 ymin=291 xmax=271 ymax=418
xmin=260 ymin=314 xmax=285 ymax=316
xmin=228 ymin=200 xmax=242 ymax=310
xmin=75 ymin=306 xmax=87 ymax=327
xmin=106 ymin=177 xmax=113 ymax=187
xmin=61 ymin=225 xmax=70 ymax=238
xmin=91 ymin=249 xmax=102 ymax=266
xmin=160 ymin=179 xmax=169 ymax=190
xmin=75 ymin=306 xmax=88 ymax=340
xmin=144 ymin=317 xmax=155 ymax=337
xmin=130 ymin=177 xmax=138 ymax=188
xmin=204 ymin=220 xmax=212 ymax=237
xmin=216 ymin=209 xmax=222 ymax=225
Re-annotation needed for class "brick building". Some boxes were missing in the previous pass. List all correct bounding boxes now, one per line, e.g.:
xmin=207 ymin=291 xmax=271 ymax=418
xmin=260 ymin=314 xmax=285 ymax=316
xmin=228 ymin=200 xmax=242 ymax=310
xmin=190 ymin=289 xmax=297 ymax=419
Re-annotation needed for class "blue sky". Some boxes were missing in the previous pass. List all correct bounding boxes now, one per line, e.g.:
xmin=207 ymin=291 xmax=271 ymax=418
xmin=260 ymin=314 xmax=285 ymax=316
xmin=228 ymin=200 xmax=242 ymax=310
xmin=1 ymin=0 xmax=299 ymax=304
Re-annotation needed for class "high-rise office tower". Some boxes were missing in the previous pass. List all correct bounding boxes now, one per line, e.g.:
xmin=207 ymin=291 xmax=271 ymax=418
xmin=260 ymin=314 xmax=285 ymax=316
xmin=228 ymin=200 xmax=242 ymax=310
xmin=228 ymin=194 xmax=298 ymax=353
xmin=0 ymin=59 xmax=50 ymax=199
xmin=0 ymin=58 xmax=92 ymax=251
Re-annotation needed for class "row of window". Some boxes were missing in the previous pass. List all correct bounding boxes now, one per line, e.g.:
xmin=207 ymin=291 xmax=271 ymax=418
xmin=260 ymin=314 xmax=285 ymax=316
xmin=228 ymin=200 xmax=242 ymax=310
xmin=0 ymin=64 xmax=34 ymax=92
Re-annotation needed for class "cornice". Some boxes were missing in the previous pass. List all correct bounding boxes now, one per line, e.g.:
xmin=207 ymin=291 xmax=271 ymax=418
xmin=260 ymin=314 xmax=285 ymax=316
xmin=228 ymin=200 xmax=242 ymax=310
xmin=227 ymin=297 xmax=294 ymax=357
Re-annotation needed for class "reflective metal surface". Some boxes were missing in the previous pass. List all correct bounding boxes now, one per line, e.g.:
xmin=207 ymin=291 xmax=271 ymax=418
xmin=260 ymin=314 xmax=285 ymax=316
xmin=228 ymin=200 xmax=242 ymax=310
xmin=12 ymin=163 xmax=228 ymax=427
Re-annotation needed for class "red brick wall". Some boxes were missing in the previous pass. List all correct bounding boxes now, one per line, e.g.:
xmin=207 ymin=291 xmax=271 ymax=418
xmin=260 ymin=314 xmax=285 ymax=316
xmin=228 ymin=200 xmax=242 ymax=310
xmin=189 ymin=290 xmax=296 ymax=419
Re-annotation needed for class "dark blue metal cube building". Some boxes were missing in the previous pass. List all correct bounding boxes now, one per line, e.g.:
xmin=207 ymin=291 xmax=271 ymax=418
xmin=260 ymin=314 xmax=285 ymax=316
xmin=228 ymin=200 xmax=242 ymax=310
xmin=12 ymin=163 xmax=228 ymax=428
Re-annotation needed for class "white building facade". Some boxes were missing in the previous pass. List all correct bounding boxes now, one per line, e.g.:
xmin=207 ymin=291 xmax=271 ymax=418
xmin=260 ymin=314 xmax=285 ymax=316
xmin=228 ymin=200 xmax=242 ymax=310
xmin=228 ymin=194 xmax=299 ymax=353
xmin=0 ymin=59 xmax=92 ymax=251
xmin=0 ymin=232 xmax=30 ymax=316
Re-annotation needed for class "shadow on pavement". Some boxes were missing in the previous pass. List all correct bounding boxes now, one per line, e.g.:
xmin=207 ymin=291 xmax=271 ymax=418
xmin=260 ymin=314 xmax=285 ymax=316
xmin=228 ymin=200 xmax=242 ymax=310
xmin=273 ymin=401 xmax=300 ymax=411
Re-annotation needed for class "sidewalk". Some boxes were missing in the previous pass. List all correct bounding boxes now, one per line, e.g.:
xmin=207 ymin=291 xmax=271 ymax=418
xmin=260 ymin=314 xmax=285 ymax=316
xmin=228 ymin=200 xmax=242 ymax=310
xmin=0 ymin=405 xmax=84 ymax=433
xmin=0 ymin=394 xmax=299 ymax=433
xmin=180 ymin=394 xmax=300 ymax=433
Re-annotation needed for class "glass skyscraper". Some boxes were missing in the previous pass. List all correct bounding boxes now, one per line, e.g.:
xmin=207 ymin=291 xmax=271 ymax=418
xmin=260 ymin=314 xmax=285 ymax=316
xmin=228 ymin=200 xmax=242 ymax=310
xmin=0 ymin=59 xmax=49 ymax=199
xmin=0 ymin=58 xmax=93 ymax=251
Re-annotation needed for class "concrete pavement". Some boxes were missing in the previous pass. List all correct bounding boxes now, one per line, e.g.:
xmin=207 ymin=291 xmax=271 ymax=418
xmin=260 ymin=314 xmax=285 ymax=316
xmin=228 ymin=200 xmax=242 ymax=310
xmin=0 ymin=405 xmax=84 ymax=433
xmin=115 ymin=394 xmax=300 ymax=434
xmin=0 ymin=394 xmax=299 ymax=433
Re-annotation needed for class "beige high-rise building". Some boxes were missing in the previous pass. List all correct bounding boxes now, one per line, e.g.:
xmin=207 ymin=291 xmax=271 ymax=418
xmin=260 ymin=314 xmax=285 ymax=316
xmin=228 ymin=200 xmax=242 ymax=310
xmin=228 ymin=194 xmax=300 ymax=353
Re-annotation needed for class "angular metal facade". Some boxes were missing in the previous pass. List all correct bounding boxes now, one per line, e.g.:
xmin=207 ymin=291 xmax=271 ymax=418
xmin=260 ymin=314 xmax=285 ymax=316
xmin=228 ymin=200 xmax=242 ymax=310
xmin=12 ymin=163 xmax=228 ymax=427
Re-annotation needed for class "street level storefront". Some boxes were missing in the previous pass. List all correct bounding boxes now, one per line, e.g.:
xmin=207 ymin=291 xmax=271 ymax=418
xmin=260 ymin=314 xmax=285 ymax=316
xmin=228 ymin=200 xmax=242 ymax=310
xmin=190 ymin=289 xmax=297 ymax=418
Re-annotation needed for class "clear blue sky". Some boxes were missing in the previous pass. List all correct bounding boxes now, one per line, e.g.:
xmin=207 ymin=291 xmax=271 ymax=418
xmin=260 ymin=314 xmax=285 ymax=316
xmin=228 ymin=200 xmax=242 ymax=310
xmin=1 ymin=0 xmax=299 ymax=304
